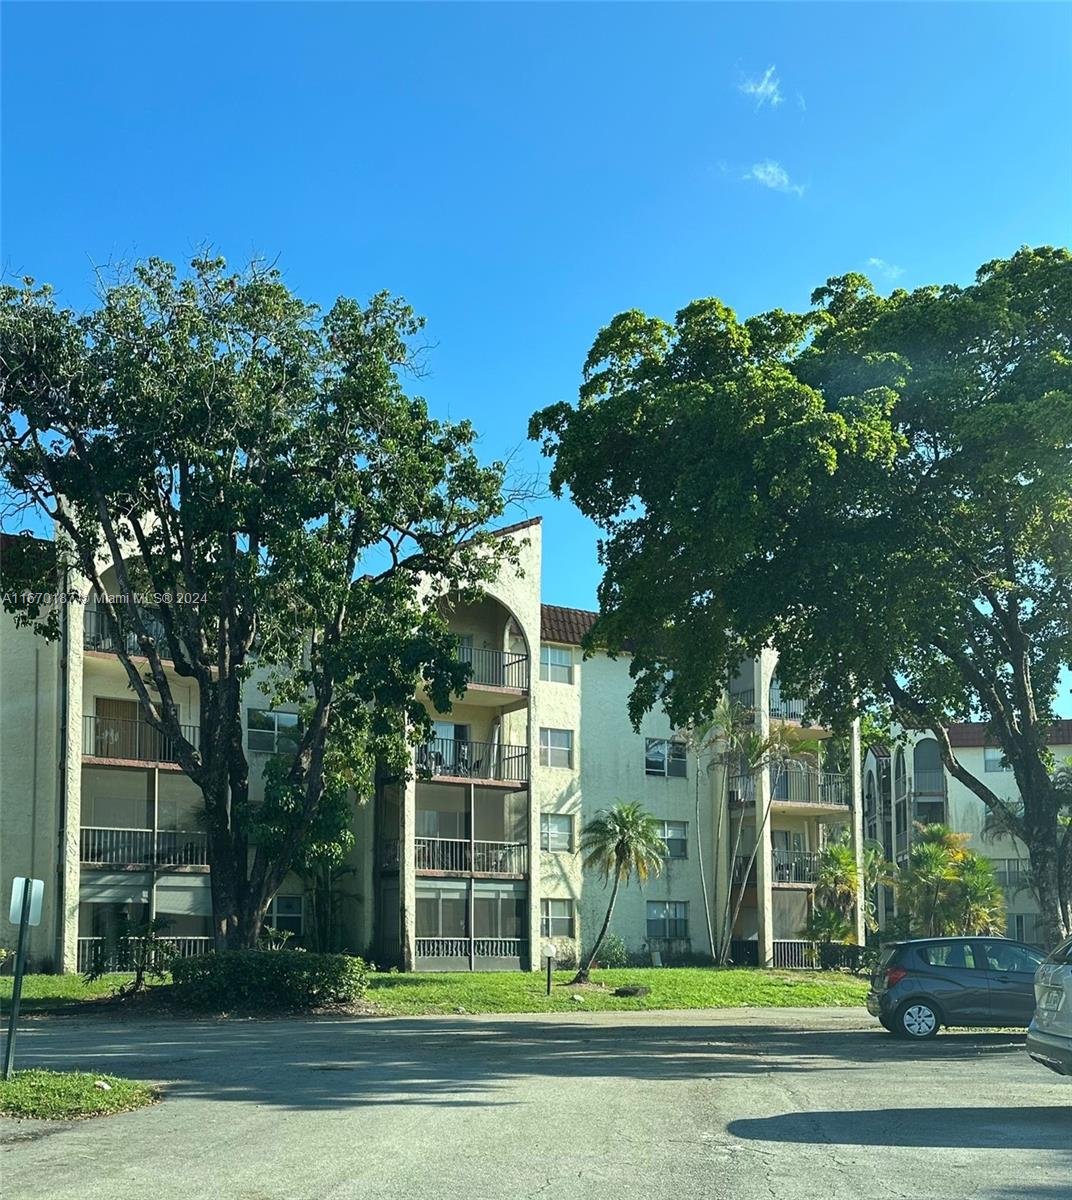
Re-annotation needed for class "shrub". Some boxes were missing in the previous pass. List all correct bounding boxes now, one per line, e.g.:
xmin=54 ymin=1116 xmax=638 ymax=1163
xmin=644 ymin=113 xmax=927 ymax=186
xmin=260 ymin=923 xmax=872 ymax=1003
xmin=171 ymin=950 xmax=369 ymax=1011
xmin=592 ymin=932 xmax=629 ymax=969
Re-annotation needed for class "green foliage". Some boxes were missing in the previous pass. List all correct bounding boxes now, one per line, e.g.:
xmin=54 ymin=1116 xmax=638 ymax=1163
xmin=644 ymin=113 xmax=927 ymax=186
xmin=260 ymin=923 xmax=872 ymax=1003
xmin=531 ymin=246 xmax=1072 ymax=943
xmin=579 ymin=801 xmax=667 ymax=885
xmin=802 ymin=906 xmax=855 ymax=968
xmin=0 ymin=255 xmax=514 ymax=944
xmin=171 ymin=949 xmax=369 ymax=1011
xmin=0 ymin=1071 xmax=160 ymax=1120
xmin=896 ymin=824 xmax=1007 ymax=937
xmin=82 ymin=915 xmax=176 ymax=995
xmin=592 ymin=931 xmax=630 ymax=969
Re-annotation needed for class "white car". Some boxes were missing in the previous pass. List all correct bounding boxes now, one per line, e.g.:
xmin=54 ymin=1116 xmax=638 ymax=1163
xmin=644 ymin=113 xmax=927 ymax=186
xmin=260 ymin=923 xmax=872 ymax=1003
xmin=1027 ymin=934 xmax=1072 ymax=1076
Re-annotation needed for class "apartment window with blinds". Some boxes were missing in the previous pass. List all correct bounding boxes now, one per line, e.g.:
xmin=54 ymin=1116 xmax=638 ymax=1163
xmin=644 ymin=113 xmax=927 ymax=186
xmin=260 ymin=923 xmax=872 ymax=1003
xmin=540 ymin=813 xmax=574 ymax=852
xmin=656 ymin=820 xmax=688 ymax=859
xmin=539 ymin=645 xmax=574 ymax=684
xmin=539 ymin=727 xmax=574 ymax=769
xmin=265 ymin=895 xmax=303 ymax=936
xmin=247 ymin=709 xmax=300 ymax=755
xmin=645 ymin=738 xmax=687 ymax=778
xmin=984 ymin=747 xmax=1012 ymax=772
xmin=647 ymin=900 xmax=688 ymax=940
xmin=540 ymin=899 xmax=575 ymax=938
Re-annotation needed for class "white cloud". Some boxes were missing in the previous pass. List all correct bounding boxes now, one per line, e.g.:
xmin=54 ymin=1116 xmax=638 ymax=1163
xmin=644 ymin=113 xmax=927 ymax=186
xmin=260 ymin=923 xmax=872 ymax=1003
xmin=867 ymin=257 xmax=904 ymax=280
xmin=739 ymin=66 xmax=783 ymax=109
xmin=743 ymin=160 xmax=805 ymax=196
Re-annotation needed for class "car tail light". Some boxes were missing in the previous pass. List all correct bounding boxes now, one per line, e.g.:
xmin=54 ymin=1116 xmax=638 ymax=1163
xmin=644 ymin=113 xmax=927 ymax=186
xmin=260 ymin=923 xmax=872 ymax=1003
xmin=885 ymin=966 xmax=908 ymax=987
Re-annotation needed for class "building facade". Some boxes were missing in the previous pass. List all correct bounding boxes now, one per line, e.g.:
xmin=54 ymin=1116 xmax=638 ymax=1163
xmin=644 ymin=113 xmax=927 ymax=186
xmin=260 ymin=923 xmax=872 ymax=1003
xmin=1 ymin=518 xmax=864 ymax=973
xmin=863 ymin=722 xmax=1072 ymax=945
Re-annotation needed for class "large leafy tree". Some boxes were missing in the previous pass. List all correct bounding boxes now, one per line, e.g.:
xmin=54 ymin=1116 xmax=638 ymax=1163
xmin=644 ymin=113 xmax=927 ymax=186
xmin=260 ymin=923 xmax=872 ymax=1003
xmin=531 ymin=246 xmax=1072 ymax=947
xmin=0 ymin=256 xmax=512 ymax=947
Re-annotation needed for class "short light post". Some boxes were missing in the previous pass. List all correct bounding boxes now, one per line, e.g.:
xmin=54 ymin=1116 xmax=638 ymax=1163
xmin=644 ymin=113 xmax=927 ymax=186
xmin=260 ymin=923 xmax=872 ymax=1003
xmin=543 ymin=942 xmax=557 ymax=996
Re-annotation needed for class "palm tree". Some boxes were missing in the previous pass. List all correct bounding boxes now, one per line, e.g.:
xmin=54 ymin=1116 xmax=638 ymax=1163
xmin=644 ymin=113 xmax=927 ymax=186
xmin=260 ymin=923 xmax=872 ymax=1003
xmin=953 ymin=854 xmax=1006 ymax=935
xmin=898 ymin=833 xmax=961 ymax=936
xmin=573 ymin=801 xmax=666 ymax=983
xmin=814 ymin=839 xmax=859 ymax=922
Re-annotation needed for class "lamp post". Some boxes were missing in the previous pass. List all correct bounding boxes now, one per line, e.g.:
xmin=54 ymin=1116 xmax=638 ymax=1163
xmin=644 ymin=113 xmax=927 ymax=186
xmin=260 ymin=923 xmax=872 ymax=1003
xmin=542 ymin=942 xmax=557 ymax=996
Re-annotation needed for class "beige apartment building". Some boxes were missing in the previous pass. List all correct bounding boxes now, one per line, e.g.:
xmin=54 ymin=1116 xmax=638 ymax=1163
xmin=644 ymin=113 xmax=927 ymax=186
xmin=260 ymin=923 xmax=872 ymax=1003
xmin=863 ymin=722 xmax=1072 ymax=945
xmin=1 ymin=519 xmax=864 ymax=974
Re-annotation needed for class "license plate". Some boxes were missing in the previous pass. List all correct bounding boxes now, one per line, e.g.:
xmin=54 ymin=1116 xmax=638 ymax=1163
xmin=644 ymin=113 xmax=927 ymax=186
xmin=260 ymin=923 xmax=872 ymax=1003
xmin=1040 ymin=988 xmax=1063 ymax=1011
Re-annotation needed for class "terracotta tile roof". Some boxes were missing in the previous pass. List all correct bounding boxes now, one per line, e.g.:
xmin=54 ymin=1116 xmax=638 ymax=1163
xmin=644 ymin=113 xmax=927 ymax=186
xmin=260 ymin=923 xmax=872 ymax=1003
xmin=947 ymin=720 xmax=1072 ymax=748
xmin=540 ymin=603 xmax=599 ymax=646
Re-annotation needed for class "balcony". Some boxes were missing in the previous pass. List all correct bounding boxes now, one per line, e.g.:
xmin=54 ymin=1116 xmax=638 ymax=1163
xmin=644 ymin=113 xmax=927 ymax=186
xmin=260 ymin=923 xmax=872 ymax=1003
xmin=417 ymin=737 xmax=528 ymax=783
xmin=733 ymin=849 xmax=821 ymax=886
xmin=80 ymin=826 xmax=209 ymax=868
xmin=729 ymin=767 xmax=850 ymax=808
xmin=769 ymin=683 xmax=807 ymax=722
xmin=911 ymin=768 xmax=947 ymax=798
xmin=460 ymin=646 xmax=529 ymax=692
xmin=83 ymin=715 xmax=199 ymax=765
xmin=76 ymin=935 xmax=213 ymax=973
xmin=83 ymin=606 xmax=169 ymax=658
xmin=415 ymin=837 xmax=528 ymax=875
xmin=415 ymin=936 xmax=528 ymax=963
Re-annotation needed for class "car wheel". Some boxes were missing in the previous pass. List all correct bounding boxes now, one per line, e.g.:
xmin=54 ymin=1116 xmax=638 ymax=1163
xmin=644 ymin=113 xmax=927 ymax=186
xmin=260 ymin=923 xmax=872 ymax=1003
xmin=879 ymin=1015 xmax=895 ymax=1033
xmin=895 ymin=1000 xmax=940 ymax=1039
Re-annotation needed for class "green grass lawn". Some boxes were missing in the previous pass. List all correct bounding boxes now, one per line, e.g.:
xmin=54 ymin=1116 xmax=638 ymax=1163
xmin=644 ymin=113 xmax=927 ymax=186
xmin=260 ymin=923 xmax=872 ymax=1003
xmin=366 ymin=967 xmax=868 ymax=1015
xmin=0 ymin=1070 xmax=160 ymax=1119
xmin=1 ymin=966 xmax=868 ymax=1017
xmin=0 ymin=973 xmax=165 ymax=1012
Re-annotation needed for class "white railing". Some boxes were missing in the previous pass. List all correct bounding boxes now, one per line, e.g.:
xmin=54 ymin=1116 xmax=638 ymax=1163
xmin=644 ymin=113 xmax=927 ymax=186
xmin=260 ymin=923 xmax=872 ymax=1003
xmin=473 ymin=841 xmax=527 ymax=874
xmin=76 ymin=935 xmax=213 ymax=973
xmin=415 ymin=837 xmax=470 ymax=872
xmin=773 ymin=940 xmax=821 ymax=969
xmin=83 ymin=715 xmax=199 ymax=764
xmin=80 ymin=826 xmax=209 ymax=867
xmin=414 ymin=937 xmax=527 ymax=959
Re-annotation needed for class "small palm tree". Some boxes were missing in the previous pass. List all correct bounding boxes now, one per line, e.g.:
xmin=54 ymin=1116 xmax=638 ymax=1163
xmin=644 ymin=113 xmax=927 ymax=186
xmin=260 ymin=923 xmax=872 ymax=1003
xmin=573 ymin=802 xmax=666 ymax=983
xmin=953 ymin=855 xmax=1007 ymax=935
xmin=814 ymin=839 xmax=859 ymax=922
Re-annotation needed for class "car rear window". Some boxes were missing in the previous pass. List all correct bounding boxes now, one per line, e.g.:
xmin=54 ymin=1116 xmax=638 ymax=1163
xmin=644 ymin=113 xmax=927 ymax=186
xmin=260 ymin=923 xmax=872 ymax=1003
xmin=918 ymin=942 xmax=976 ymax=969
xmin=1044 ymin=937 xmax=1072 ymax=966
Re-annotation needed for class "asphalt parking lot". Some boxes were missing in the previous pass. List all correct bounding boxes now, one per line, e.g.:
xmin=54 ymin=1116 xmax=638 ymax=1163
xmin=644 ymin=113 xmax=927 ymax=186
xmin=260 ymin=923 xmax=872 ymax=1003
xmin=1 ymin=1007 xmax=1068 ymax=1200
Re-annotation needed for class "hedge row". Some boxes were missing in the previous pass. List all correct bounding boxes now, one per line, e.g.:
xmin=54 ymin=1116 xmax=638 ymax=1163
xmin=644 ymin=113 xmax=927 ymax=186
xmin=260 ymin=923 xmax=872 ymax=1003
xmin=171 ymin=950 xmax=370 ymax=1011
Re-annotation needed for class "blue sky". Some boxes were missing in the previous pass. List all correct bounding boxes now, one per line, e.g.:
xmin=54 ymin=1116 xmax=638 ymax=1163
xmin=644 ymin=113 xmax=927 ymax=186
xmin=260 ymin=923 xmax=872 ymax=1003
xmin=3 ymin=4 xmax=1070 ymax=644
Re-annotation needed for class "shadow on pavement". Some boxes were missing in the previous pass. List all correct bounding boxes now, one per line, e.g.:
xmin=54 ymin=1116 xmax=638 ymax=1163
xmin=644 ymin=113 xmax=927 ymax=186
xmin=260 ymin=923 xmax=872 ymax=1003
xmin=727 ymin=1104 xmax=1072 ymax=1150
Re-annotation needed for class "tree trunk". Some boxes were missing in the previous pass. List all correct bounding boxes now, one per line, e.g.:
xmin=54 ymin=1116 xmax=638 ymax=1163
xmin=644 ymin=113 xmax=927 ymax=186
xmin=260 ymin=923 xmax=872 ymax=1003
xmin=695 ymin=771 xmax=716 ymax=959
xmin=573 ymin=868 xmax=622 ymax=984
xmin=1025 ymin=827 xmax=1068 ymax=950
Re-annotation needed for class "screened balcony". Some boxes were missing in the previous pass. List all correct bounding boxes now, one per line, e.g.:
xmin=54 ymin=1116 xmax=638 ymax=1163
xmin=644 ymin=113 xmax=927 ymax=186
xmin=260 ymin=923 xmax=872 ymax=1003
xmin=83 ymin=714 xmax=199 ymax=764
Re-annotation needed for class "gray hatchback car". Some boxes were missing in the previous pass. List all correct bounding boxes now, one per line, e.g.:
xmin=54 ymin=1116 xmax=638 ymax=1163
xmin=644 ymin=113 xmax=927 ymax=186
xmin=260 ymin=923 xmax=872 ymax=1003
xmin=867 ymin=936 xmax=1046 ymax=1038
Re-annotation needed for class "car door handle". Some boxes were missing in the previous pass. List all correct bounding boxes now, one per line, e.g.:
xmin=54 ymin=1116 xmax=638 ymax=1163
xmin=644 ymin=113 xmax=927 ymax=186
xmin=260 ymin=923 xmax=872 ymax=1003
xmin=995 ymin=974 xmax=1010 ymax=982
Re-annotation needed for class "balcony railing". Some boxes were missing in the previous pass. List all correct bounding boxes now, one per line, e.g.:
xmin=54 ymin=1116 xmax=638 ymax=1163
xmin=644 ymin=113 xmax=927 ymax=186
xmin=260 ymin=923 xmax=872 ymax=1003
xmin=83 ymin=606 xmax=169 ymax=657
xmin=460 ymin=646 xmax=529 ymax=691
xmin=80 ymin=826 xmax=209 ymax=867
xmin=83 ymin=715 xmax=199 ymax=764
xmin=769 ymin=684 xmax=807 ymax=722
xmin=773 ymin=849 xmax=820 ymax=884
xmin=911 ymin=769 xmax=948 ymax=797
xmin=380 ymin=839 xmax=400 ymax=870
xmin=729 ymin=687 xmax=756 ymax=712
xmin=728 ymin=767 xmax=850 ymax=807
xmin=415 ymin=936 xmax=528 ymax=959
xmin=415 ymin=837 xmax=528 ymax=874
xmin=76 ymin=935 xmax=213 ymax=973
xmin=417 ymin=737 xmax=528 ymax=783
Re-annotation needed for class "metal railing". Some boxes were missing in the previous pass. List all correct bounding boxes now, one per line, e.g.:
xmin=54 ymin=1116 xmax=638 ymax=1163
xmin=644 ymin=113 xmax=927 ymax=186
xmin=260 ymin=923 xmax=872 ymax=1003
xmin=415 ymin=937 xmax=527 ymax=959
xmin=895 ymin=829 xmax=909 ymax=857
xmin=83 ymin=606 xmax=170 ymax=657
xmin=380 ymin=839 xmax=400 ymax=870
xmin=769 ymin=685 xmax=807 ymax=722
xmin=415 ymin=837 xmax=528 ymax=874
xmin=773 ymin=940 xmax=821 ymax=969
xmin=728 ymin=767 xmax=850 ymax=807
xmin=460 ymin=645 xmax=529 ymax=691
xmin=911 ymin=769 xmax=947 ymax=797
xmin=729 ymin=687 xmax=756 ymax=712
xmin=76 ymin=935 xmax=213 ymax=973
xmin=83 ymin=715 xmax=199 ymax=764
xmin=773 ymin=849 xmax=821 ymax=883
xmin=416 ymin=737 xmax=529 ymax=782
xmin=80 ymin=826 xmax=209 ymax=867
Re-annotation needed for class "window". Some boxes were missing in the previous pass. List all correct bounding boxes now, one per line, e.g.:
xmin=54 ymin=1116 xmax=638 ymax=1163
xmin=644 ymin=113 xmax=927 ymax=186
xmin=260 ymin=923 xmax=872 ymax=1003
xmin=979 ymin=940 xmax=1044 ymax=973
xmin=646 ymin=900 xmax=688 ymax=940
xmin=540 ymin=813 xmax=574 ymax=852
xmin=265 ymin=895 xmax=303 ymax=936
xmin=917 ymin=942 xmax=976 ymax=969
xmin=540 ymin=898 xmax=575 ymax=938
xmin=247 ymin=708 xmax=300 ymax=755
xmin=645 ymin=738 xmax=686 ymax=778
xmin=539 ymin=727 xmax=574 ymax=769
xmin=656 ymin=820 xmax=687 ymax=859
xmin=473 ymin=888 xmax=526 ymax=939
xmin=539 ymin=645 xmax=574 ymax=684
xmin=984 ymin=747 xmax=1012 ymax=772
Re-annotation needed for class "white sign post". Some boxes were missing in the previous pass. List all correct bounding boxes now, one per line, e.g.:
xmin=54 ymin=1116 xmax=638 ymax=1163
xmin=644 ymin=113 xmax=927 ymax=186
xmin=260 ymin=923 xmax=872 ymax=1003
xmin=4 ymin=877 xmax=45 ymax=1080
